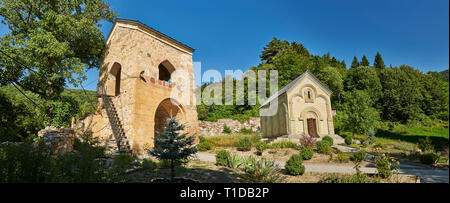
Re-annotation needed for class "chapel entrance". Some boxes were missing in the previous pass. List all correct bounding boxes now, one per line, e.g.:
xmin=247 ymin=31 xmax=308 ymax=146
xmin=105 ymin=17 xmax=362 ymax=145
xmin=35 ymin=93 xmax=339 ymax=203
xmin=307 ymin=118 xmax=318 ymax=138
xmin=154 ymin=98 xmax=185 ymax=147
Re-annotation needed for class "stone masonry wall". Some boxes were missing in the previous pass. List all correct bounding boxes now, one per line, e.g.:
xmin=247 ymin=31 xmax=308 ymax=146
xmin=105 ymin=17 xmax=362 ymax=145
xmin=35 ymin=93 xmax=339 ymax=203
xmin=37 ymin=126 xmax=77 ymax=152
xmin=198 ymin=117 xmax=260 ymax=136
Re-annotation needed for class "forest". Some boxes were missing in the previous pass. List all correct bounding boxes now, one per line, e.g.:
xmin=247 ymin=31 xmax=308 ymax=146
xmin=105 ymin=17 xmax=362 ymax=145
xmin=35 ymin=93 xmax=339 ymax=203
xmin=197 ymin=38 xmax=449 ymax=143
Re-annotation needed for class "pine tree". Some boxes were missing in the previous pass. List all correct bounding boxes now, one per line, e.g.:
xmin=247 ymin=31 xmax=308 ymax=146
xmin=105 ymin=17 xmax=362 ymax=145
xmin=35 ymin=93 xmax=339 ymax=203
xmin=361 ymin=55 xmax=370 ymax=66
xmin=351 ymin=56 xmax=360 ymax=69
xmin=149 ymin=117 xmax=197 ymax=182
xmin=374 ymin=52 xmax=385 ymax=70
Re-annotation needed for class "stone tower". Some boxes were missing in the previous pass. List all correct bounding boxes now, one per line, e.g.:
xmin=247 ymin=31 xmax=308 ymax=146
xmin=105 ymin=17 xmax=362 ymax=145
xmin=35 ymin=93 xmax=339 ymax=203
xmin=79 ymin=19 xmax=198 ymax=155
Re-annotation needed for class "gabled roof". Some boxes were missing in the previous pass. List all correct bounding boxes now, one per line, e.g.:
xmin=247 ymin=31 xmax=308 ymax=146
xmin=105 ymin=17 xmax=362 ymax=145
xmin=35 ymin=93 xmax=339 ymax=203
xmin=260 ymin=70 xmax=333 ymax=108
xmin=108 ymin=18 xmax=195 ymax=53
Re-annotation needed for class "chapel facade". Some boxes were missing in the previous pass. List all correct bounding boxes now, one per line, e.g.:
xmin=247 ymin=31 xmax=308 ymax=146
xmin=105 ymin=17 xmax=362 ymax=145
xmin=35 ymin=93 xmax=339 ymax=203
xmin=260 ymin=71 xmax=335 ymax=139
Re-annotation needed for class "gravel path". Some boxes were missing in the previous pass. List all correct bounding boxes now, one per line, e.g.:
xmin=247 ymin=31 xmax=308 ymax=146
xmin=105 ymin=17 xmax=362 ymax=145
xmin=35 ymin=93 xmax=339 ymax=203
xmin=195 ymin=152 xmax=449 ymax=183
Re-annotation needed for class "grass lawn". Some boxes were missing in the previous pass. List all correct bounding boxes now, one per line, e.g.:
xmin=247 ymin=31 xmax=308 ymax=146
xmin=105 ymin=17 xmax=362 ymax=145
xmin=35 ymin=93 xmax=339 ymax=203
xmin=375 ymin=125 xmax=449 ymax=148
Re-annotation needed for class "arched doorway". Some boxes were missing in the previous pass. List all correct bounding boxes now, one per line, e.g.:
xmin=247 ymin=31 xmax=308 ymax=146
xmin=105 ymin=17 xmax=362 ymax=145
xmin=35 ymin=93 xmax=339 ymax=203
xmin=301 ymin=109 xmax=321 ymax=138
xmin=158 ymin=60 xmax=175 ymax=82
xmin=110 ymin=63 xmax=122 ymax=96
xmin=154 ymin=98 xmax=185 ymax=146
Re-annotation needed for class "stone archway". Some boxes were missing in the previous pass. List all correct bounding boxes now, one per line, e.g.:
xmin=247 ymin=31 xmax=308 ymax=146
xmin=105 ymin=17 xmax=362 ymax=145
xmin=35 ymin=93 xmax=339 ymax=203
xmin=300 ymin=107 xmax=322 ymax=137
xmin=154 ymin=98 xmax=185 ymax=146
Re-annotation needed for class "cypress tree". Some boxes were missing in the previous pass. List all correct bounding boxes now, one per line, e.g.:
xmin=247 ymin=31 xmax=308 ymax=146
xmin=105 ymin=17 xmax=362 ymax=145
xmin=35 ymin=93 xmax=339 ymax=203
xmin=361 ymin=55 xmax=370 ymax=66
xmin=351 ymin=56 xmax=360 ymax=69
xmin=374 ymin=52 xmax=385 ymax=70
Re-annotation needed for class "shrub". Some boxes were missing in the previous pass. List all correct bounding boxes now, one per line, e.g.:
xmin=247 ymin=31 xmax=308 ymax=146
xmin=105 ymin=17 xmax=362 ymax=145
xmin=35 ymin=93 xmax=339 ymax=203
xmin=351 ymin=150 xmax=367 ymax=164
xmin=227 ymin=154 xmax=243 ymax=169
xmin=335 ymin=151 xmax=349 ymax=163
xmin=322 ymin=136 xmax=334 ymax=146
xmin=0 ymin=140 xmax=115 ymax=183
xmin=197 ymin=142 xmax=212 ymax=151
xmin=345 ymin=136 xmax=353 ymax=145
xmin=256 ymin=142 xmax=268 ymax=155
xmin=239 ymin=128 xmax=254 ymax=134
xmin=319 ymin=173 xmax=379 ymax=183
xmin=316 ymin=141 xmax=331 ymax=154
xmin=285 ymin=154 xmax=305 ymax=176
xmin=240 ymin=157 xmax=283 ymax=183
xmin=268 ymin=141 xmax=299 ymax=149
xmin=375 ymin=156 xmax=392 ymax=179
xmin=367 ymin=130 xmax=377 ymax=145
xmin=113 ymin=153 xmax=136 ymax=172
xmin=215 ymin=150 xmax=231 ymax=166
xmin=419 ymin=152 xmax=440 ymax=165
xmin=237 ymin=137 xmax=252 ymax=151
xmin=141 ymin=159 xmax=158 ymax=171
xmin=300 ymin=135 xmax=316 ymax=148
xmin=223 ymin=124 xmax=232 ymax=134
xmin=300 ymin=146 xmax=314 ymax=160
xmin=418 ymin=137 xmax=434 ymax=152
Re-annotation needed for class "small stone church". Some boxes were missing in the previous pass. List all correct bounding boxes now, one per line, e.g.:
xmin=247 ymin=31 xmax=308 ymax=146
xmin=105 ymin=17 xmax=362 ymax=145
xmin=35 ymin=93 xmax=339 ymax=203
xmin=74 ymin=19 xmax=199 ymax=155
xmin=260 ymin=70 xmax=335 ymax=139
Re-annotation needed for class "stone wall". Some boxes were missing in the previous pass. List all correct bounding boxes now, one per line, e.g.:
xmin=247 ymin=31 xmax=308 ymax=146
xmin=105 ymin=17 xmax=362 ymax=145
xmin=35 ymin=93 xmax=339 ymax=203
xmin=37 ymin=126 xmax=77 ymax=152
xmin=198 ymin=117 xmax=260 ymax=136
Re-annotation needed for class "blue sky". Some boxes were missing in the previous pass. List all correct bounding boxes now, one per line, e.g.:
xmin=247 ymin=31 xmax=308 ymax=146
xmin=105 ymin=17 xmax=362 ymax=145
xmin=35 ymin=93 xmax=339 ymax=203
xmin=1 ymin=0 xmax=449 ymax=91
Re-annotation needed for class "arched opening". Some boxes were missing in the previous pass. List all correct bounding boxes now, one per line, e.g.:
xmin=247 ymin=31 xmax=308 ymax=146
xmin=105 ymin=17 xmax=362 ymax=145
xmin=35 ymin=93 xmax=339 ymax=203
xmin=154 ymin=98 xmax=185 ymax=147
xmin=158 ymin=60 xmax=175 ymax=82
xmin=110 ymin=63 xmax=122 ymax=96
xmin=300 ymin=108 xmax=322 ymax=138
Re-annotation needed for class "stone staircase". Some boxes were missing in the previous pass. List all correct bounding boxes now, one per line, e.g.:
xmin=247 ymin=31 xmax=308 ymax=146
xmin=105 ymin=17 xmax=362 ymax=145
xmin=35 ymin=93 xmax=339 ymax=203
xmin=101 ymin=95 xmax=132 ymax=154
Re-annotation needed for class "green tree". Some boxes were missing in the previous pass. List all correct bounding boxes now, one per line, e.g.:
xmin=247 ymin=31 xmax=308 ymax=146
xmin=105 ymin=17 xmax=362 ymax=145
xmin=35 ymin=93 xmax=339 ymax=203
xmin=378 ymin=66 xmax=423 ymax=122
xmin=259 ymin=37 xmax=290 ymax=64
xmin=341 ymin=90 xmax=380 ymax=135
xmin=148 ymin=117 xmax=197 ymax=182
xmin=374 ymin=52 xmax=385 ymax=70
xmin=350 ymin=56 xmax=360 ymax=69
xmin=361 ymin=55 xmax=370 ymax=67
xmin=271 ymin=48 xmax=311 ymax=88
xmin=345 ymin=66 xmax=382 ymax=105
xmin=315 ymin=66 xmax=344 ymax=107
xmin=0 ymin=0 xmax=116 ymax=100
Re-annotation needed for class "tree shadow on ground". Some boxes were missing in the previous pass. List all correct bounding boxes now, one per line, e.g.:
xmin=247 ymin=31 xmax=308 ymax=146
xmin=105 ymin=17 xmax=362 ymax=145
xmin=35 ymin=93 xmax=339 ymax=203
xmin=376 ymin=130 xmax=449 ymax=149
xmin=126 ymin=166 xmax=240 ymax=183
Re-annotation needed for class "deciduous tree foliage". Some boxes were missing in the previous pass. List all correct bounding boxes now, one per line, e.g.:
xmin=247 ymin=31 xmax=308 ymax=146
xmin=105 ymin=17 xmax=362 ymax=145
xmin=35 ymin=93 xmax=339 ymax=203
xmin=0 ymin=0 xmax=116 ymax=100
xmin=345 ymin=66 xmax=382 ymax=104
xmin=341 ymin=90 xmax=380 ymax=135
